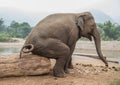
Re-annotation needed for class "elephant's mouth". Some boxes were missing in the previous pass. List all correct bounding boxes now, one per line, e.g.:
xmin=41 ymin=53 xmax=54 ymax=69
xmin=88 ymin=35 xmax=92 ymax=41
xmin=82 ymin=33 xmax=92 ymax=41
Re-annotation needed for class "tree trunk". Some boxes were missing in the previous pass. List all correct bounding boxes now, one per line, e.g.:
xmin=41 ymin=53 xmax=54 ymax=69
xmin=0 ymin=54 xmax=51 ymax=78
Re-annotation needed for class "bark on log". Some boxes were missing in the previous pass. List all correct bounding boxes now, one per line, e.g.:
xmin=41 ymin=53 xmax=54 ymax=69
xmin=0 ymin=54 xmax=51 ymax=78
xmin=73 ymin=53 xmax=119 ymax=64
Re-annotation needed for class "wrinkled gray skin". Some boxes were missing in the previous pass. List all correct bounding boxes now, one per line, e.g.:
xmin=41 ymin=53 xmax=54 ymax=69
xmin=20 ymin=12 xmax=108 ymax=77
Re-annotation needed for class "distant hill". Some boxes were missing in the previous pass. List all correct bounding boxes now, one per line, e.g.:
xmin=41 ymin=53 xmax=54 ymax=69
xmin=0 ymin=8 xmax=49 ymax=26
xmin=0 ymin=8 xmax=119 ymax=26
xmin=90 ymin=9 xmax=115 ymax=24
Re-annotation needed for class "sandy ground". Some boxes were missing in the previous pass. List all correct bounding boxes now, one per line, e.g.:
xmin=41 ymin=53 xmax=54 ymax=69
xmin=0 ymin=41 xmax=120 ymax=85
xmin=0 ymin=60 xmax=120 ymax=85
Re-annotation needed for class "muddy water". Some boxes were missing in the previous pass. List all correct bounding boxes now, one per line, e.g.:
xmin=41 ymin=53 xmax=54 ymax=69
xmin=0 ymin=47 xmax=21 ymax=55
xmin=0 ymin=46 xmax=120 ymax=63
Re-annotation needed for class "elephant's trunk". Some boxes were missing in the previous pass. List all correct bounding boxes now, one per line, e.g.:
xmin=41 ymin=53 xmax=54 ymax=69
xmin=93 ymin=28 xmax=108 ymax=67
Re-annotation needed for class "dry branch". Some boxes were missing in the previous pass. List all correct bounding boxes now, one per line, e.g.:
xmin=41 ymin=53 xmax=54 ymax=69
xmin=73 ymin=53 xmax=119 ymax=64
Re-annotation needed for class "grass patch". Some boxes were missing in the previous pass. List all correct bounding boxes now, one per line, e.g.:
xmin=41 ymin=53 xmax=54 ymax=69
xmin=0 ymin=34 xmax=11 ymax=42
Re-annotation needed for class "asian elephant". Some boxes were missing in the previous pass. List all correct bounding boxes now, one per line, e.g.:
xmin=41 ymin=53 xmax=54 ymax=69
xmin=20 ymin=12 xmax=108 ymax=77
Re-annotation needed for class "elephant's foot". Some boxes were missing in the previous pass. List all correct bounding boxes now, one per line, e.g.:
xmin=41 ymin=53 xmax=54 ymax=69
xmin=64 ymin=69 xmax=70 ymax=74
xmin=53 ymin=69 xmax=66 ymax=78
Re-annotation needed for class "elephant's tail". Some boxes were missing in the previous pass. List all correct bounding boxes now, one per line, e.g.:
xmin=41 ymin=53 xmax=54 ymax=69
xmin=20 ymin=44 xmax=34 ymax=58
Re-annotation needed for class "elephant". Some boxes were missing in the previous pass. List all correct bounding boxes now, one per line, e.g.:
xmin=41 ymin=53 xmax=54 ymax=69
xmin=20 ymin=12 xmax=108 ymax=77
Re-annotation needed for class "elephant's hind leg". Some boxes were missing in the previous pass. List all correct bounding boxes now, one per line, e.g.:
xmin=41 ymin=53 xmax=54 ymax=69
xmin=48 ymin=40 xmax=70 ymax=77
xmin=36 ymin=38 xmax=70 ymax=77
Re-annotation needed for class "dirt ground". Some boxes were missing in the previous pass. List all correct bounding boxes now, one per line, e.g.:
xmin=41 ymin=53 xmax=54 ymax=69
xmin=0 ymin=61 xmax=120 ymax=85
xmin=0 ymin=41 xmax=120 ymax=85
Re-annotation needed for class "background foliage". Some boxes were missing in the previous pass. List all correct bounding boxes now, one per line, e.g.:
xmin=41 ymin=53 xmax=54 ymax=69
xmin=97 ymin=21 xmax=120 ymax=41
xmin=0 ymin=18 xmax=32 ymax=42
xmin=0 ymin=18 xmax=120 ymax=42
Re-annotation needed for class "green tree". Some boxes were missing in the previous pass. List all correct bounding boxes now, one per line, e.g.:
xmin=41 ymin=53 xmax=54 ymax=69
xmin=0 ymin=19 xmax=32 ymax=42
xmin=97 ymin=21 xmax=120 ymax=41
xmin=0 ymin=18 xmax=6 ymax=33
xmin=19 ymin=22 xmax=31 ymax=38
xmin=8 ymin=21 xmax=20 ymax=37
xmin=7 ymin=21 xmax=32 ymax=38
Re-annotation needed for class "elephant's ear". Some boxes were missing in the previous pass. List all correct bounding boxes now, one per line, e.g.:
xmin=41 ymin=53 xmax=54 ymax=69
xmin=76 ymin=17 xmax=84 ymax=31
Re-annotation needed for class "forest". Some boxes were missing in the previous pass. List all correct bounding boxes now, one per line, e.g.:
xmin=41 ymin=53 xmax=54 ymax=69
xmin=0 ymin=18 xmax=32 ymax=42
xmin=0 ymin=18 xmax=120 ymax=42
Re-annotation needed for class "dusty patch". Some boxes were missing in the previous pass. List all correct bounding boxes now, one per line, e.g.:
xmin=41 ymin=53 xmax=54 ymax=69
xmin=0 ymin=61 xmax=120 ymax=85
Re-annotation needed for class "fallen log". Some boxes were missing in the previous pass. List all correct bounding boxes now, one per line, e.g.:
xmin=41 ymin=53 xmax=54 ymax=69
xmin=0 ymin=54 xmax=51 ymax=78
xmin=73 ymin=53 xmax=119 ymax=64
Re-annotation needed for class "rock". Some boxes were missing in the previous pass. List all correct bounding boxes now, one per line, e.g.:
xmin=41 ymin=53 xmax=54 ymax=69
xmin=0 ymin=54 xmax=51 ymax=78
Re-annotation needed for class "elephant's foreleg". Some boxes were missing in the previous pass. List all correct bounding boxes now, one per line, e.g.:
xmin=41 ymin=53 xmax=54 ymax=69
xmin=68 ymin=57 xmax=73 ymax=68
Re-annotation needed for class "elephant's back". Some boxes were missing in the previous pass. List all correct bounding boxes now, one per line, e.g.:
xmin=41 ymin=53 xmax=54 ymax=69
xmin=26 ymin=13 xmax=78 ymax=44
xmin=36 ymin=13 xmax=76 ymax=26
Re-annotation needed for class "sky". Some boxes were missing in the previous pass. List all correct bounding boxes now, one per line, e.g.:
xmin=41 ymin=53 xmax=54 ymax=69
xmin=0 ymin=0 xmax=120 ymax=23
xmin=0 ymin=0 xmax=119 ymax=15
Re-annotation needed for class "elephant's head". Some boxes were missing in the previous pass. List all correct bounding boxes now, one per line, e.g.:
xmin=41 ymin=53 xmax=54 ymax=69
xmin=76 ymin=12 xmax=108 ymax=66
